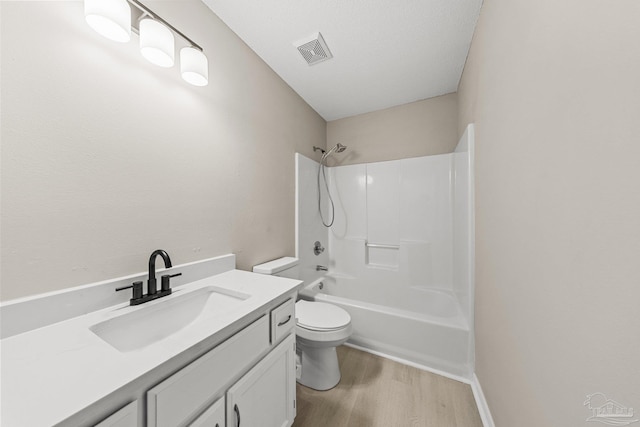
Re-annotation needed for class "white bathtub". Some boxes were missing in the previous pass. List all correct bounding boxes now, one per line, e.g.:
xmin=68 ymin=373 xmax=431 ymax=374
xmin=299 ymin=275 xmax=472 ymax=378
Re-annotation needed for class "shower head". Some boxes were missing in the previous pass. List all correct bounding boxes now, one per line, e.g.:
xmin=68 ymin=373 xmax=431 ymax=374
xmin=321 ymin=143 xmax=348 ymax=162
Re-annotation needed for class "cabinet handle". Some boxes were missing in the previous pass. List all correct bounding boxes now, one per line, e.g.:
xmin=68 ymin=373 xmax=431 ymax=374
xmin=277 ymin=315 xmax=292 ymax=327
xmin=234 ymin=403 xmax=241 ymax=427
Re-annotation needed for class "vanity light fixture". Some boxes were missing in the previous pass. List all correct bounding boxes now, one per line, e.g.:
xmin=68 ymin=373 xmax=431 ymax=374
xmin=180 ymin=47 xmax=209 ymax=87
xmin=84 ymin=0 xmax=208 ymax=86
xmin=84 ymin=0 xmax=131 ymax=43
xmin=139 ymin=18 xmax=174 ymax=67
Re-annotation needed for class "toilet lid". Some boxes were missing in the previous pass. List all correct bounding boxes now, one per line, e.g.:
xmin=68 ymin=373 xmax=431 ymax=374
xmin=296 ymin=300 xmax=351 ymax=331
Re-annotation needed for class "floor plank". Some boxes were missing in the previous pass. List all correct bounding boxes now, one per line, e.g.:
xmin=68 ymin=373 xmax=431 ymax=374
xmin=293 ymin=346 xmax=483 ymax=427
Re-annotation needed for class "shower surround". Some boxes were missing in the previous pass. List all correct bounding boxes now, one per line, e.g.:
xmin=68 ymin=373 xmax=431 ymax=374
xmin=296 ymin=125 xmax=475 ymax=379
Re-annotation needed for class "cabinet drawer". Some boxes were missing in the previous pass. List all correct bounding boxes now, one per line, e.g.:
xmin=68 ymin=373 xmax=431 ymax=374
xmin=147 ymin=316 xmax=269 ymax=427
xmin=271 ymin=298 xmax=295 ymax=344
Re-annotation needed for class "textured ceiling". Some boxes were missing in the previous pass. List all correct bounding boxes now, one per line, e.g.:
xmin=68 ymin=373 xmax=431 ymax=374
xmin=202 ymin=0 xmax=482 ymax=121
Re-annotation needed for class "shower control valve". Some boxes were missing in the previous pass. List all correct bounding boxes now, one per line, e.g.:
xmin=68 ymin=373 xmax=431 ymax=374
xmin=313 ymin=241 xmax=325 ymax=256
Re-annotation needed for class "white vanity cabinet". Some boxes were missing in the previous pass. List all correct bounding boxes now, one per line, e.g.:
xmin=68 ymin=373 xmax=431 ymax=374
xmin=190 ymin=334 xmax=296 ymax=427
xmin=1 ymin=264 xmax=302 ymax=427
xmin=147 ymin=297 xmax=297 ymax=427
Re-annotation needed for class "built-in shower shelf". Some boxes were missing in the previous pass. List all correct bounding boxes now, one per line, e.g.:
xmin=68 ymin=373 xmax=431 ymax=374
xmin=366 ymin=243 xmax=400 ymax=250
xmin=365 ymin=242 xmax=400 ymax=268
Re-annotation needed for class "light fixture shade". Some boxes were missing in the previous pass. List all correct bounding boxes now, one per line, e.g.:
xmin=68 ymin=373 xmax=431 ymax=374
xmin=139 ymin=19 xmax=175 ymax=68
xmin=180 ymin=47 xmax=209 ymax=86
xmin=84 ymin=0 xmax=131 ymax=43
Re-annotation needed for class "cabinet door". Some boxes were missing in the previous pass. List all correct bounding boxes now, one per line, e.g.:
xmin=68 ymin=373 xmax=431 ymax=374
xmin=227 ymin=334 xmax=296 ymax=427
xmin=189 ymin=396 xmax=225 ymax=427
xmin=94 ymin=401 xmax=138 ymax=427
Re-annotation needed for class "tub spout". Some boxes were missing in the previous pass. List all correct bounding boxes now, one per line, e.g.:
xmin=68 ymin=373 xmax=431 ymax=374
xmin=316 ymin=265 xmax=328 ymax=271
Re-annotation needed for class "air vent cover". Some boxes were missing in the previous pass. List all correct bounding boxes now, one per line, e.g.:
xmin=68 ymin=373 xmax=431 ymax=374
xmin=294 ymin=32 xmax=333 ymax=66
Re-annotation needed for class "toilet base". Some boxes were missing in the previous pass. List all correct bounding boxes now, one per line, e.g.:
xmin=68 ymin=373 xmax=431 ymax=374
xmin=297 ymin=341 xmax=341 ymax=391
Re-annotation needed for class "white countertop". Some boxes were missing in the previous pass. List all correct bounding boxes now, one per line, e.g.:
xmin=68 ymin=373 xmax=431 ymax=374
xmin=1 ymin=269 xmax=301 ymax=426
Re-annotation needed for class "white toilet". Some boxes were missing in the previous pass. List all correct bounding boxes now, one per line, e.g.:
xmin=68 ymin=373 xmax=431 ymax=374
xmin=253 ymin=257 xmax=352 ymax=391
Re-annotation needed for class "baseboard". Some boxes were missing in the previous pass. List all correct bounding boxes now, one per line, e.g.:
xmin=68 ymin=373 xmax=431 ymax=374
xmin=470 ymin=373 xmax=496 ymax=427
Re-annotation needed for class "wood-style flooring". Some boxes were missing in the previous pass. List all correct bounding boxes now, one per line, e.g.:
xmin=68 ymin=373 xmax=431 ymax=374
xmin=293 ymin=345 xmax=483 ymax=427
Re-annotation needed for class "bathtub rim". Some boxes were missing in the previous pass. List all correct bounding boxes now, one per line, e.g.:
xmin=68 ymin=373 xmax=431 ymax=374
xmin=299 ymin=277 xmax=469 ymax=331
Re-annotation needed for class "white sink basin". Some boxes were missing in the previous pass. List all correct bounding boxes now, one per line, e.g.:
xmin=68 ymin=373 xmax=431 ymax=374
xmin=90 ymin=286 xmax=250 ymax=352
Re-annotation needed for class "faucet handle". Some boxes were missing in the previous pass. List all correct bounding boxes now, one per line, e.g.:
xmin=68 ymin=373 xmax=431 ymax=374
xmin=313 ymin=241 xmax=325 ymax=256
xmin=161 ymin=273 xmax=182 ymax=292
xmin=116 ymin=281 xmax=143 ymax=300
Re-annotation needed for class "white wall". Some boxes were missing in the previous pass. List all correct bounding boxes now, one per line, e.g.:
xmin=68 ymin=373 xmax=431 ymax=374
xmin=0 ymin=1 xmax=325 ymax=301
xmin=327 ymin=94 xmax=458 ymax=166
xmin=458 ymin=0 xmax=640 ymax=425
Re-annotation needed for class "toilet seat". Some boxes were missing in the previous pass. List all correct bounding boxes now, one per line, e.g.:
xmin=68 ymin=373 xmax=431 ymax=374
xmin=295 ymin=300 xmax=351 ymax=331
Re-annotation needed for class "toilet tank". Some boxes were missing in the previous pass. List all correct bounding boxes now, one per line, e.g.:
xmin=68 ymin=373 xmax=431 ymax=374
xmin=253 ymin=257 xmax=300 ymax=279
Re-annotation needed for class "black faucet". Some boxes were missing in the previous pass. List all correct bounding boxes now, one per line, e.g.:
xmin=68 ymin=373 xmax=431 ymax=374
xmin=116 ymin=249 xmax=182 ymax=305
xmin=148 ymin=249 xmax=172 ymax=296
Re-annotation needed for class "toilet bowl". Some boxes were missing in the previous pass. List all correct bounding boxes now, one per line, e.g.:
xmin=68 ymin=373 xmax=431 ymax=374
xmin=253 ymin=257 xmax=352 ymax=391
xmin=295 ymin=300 xmax=352 ymax=390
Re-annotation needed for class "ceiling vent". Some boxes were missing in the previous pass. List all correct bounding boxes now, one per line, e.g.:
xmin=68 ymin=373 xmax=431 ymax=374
xmin=294 ymin=32 xmax=333 ymax=66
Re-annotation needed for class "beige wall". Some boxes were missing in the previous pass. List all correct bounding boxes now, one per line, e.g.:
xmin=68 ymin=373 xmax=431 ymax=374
xmin=326 ymin=94 xmax=458 ymax=166
xmin=0 ymin=1 xmax=325 ymax=301
xmin=458 ymin=0 xmax=640 ymax=426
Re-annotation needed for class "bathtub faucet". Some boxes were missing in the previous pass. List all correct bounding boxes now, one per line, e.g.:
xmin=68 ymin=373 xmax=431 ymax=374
xmin=316 ymin=265 xmax=328 ymax=271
